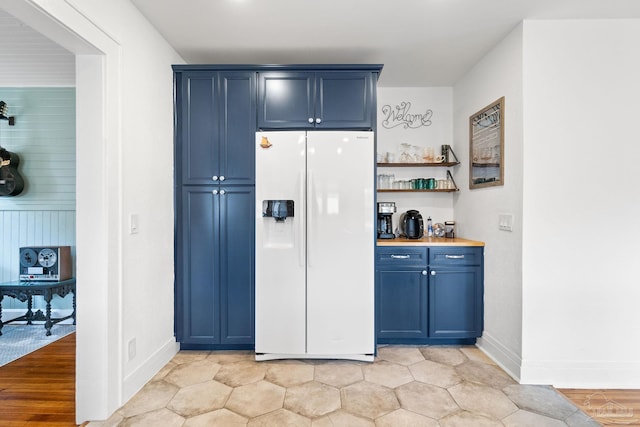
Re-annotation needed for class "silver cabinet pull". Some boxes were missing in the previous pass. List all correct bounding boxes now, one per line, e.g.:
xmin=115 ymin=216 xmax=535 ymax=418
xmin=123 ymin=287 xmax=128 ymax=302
xmin=315 ymin=118 xmax=322 ymax=124
xmin=220 ymin=190 xmax=226 ymax=195
xmin=422 ymin=270 xmax=427 ymax=276
xmin=390 ymin=254 xmax=410 ymax=259
xmin=219 ymin=175 xmax=225 ymax=181
xmin=431 ymin=270 xmax=436 ymax=276
xmin=212 ymin=175 xmax=218 ymax=181
xmin=212 ymin=189 xmax=218 ymax=195
xmin=308 ymin=118 xmax=314 ymax=123
xmin=445 ymin=254 xmax=465 ymax=259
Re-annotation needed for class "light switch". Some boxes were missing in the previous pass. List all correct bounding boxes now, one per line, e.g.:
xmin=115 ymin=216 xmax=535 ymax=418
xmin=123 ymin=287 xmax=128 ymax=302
xmin=498 ymin=214 xmax=513 ymax=232
xmin=130 ymin=213 xmax=139 ymax=234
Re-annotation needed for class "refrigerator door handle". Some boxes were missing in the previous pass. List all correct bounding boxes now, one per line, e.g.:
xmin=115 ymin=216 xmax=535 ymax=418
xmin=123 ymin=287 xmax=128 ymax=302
xmin=299 ymin=169 xmax=305 ymax=268
xmin=307 ymin=169 xmax=313 ymax=268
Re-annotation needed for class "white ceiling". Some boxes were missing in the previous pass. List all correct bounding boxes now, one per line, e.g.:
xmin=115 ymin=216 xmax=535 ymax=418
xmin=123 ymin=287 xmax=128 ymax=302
xmin=130 ymin=0 xmax=640 ymax=86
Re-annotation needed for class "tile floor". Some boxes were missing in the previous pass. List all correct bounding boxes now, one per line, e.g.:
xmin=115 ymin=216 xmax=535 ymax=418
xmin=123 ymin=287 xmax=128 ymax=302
xmin=88 ymin=346 xmax=601 ymax=426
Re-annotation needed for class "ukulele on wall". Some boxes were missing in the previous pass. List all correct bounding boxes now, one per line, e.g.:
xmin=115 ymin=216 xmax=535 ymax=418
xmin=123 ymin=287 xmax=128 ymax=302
xmin=0 ymin=101 xmax=24 ymax=197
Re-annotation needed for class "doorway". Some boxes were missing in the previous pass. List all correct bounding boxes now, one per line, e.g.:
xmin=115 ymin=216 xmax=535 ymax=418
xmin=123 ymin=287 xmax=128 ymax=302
xmin=0 ymin=1 xmax=120 ymax=423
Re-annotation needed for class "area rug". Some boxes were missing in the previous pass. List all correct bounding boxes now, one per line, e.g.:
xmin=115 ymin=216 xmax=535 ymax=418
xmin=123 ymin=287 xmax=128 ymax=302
xmin=0 ymin=324 xmax=76 ymax=367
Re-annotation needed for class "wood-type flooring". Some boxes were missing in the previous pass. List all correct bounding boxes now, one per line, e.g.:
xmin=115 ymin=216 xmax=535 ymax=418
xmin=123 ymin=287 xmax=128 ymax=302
xmin=0 ymin=332 xmax=76 ymax=427
xmin=0 ymin=333 xmax=638 ymax=427
xmin=559 ymin=388 xmax=640 ymax=426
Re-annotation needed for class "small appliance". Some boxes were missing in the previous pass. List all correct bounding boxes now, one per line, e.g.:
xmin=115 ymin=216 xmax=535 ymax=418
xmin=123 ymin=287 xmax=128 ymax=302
xmin=377 ymin=202 xmax=396 ymax=239
xmin=400 ymin=210 xmax=424 ymax=239
xmin=19 ymin=246 xmax=72 ymax=281
xmin=445 ymin=221 xmax=456 ymax=238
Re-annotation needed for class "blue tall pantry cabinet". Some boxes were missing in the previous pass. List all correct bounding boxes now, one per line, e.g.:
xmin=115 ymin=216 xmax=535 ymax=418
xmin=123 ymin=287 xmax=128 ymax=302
xmin=174 ymin=68 xmax=256 ymax=348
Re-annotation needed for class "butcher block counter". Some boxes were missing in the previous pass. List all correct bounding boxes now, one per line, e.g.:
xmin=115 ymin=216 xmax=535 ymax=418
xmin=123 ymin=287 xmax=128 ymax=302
xmin=377 ymin=236 xmax=485 ymax=247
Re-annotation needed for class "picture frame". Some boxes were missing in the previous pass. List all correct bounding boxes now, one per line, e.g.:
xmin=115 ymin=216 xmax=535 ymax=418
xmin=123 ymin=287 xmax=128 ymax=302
xmin=469 ymin=97 xmax=504 ymax=189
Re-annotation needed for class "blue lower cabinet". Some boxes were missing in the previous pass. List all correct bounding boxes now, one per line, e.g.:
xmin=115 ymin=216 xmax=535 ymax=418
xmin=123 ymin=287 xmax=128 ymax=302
xmin=375 ymin=246 xmax=484 ymax=344
xmin=428 ymin=266 xmax=483 ymax=338
xmin=377 ymin=268 xmax=428 ymax=341
xmin=176 ymin=186 xmax=255 ymax=349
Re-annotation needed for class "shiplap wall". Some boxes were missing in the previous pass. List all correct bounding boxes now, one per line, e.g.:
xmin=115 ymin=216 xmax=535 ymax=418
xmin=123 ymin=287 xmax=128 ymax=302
xmin=0 ymin=87 xmax=76 ymax=312
xmin=0 ymin=9 xmax=75 ymax=87
xmin=0 ymin=88 xmax=76 ymax=209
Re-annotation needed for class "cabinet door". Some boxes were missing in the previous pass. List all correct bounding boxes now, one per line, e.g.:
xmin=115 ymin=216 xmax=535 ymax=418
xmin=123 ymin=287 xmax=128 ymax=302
xmin=258 ymin=72 xmax=314 ymax=129
xmin=219 ymin=72 xmax=256 ymax=185
xmin=376 ymin=268 xmax=428 ymax=340
xmin=316 ymin=71 xmax=374 ymax=129
xmin=178 ymin=187 xmax=221 ymax=344
xmin=428 ymin=266 xmax=483 ymax=338
xmin=178 ymin=72 xmax=220 ymax=185
xmin=218 ymin=186 xmax=255 ymax=344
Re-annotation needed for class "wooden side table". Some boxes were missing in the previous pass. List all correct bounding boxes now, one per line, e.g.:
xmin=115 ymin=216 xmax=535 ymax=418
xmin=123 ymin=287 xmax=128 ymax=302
xmin=0 ymin=278 xmax=76 ymax=336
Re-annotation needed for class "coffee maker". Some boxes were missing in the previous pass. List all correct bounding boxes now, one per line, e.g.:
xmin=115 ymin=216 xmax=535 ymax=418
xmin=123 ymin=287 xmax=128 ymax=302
xmin=377 ymin=202 xmax=396 ymax=239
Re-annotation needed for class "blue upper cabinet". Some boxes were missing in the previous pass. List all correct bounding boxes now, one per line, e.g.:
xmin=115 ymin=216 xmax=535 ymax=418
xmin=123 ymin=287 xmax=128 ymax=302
xmin=257 ymin=66 xmax=381 ymax=130
xmin=258 ymin=72 xmax=314 ymax=129
xmin=176 ymin=70 xmax=256 ymax=186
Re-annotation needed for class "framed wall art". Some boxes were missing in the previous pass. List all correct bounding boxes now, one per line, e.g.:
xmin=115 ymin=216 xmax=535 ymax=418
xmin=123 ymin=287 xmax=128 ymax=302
xmin=469 ymin=97 xmax=504 ymax=189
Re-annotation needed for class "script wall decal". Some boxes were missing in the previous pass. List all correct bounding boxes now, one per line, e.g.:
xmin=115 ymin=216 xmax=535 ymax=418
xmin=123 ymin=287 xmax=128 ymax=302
xmin=381 ymin=101 xmax=433 ymax=129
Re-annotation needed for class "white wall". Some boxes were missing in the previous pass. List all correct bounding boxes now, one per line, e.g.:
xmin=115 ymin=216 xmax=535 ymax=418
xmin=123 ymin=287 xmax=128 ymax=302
xmin=377 ymin=87 xmax=455 ymax=228
xmin=453 ymin=24 xmax=524 ymax=379
xmin=520 ymin=19 xmax=640 ymax=388
xmin=0 ymin=0 xmax=184 ymax=422
xmin=454 ymin=19 xmax=640 ymax=388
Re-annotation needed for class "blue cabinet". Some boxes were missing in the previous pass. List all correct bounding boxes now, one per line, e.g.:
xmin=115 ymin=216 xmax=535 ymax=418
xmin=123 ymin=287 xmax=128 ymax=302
xmin=258 ymin=68 xmax=380 ymax=130
xmin=174 ymin=67 xmax=256 ymax=348
xmin=177 ymin=71 xmax=256 ymax=186
xmin=176 ymin=186 xmax=255 ymax=347
xmin=428 ymin=247 xmax=484 ymax=339
xmin=174 ymin=64 xmax=382 ymax=349
xmin=376 ymin=247 xmax=428 ymax=340
xmin=375 ymin=245 xmax=484 ymax=344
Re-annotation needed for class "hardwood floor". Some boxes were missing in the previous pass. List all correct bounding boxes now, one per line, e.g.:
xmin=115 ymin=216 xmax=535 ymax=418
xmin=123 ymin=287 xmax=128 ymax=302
xmin=0 ymin=332 xmax=76 ymax=427
xmin=1 ymin=334 xmax=638 ymax=427
xmin=558 ymin=388 xmax=640 ymax=427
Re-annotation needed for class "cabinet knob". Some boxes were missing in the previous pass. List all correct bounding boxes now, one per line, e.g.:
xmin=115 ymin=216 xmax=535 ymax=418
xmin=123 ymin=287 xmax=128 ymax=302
xmin=308 ymin=118 xmax=314 ymax=123
xmin=315 ymin=118 xmax=322 ymax=124
xmin=212 ymin=175 xmax=218 ymax=181
xmin=219 ymin=175 xmax=225 ymax=181
xmin=431 ymin=270 xmax=436 ymax=276
xmin=212 ymin=189 xmax=218 ymax=195
xmin=422 ymin=270 xmax=428 ymax=276
xmin=220 ymin=190 xmax=226 ymax=195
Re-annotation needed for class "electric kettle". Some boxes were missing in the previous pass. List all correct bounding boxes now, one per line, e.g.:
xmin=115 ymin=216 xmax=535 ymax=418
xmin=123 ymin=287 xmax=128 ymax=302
xmin=400 ymin=210 xmax=424 ymax=239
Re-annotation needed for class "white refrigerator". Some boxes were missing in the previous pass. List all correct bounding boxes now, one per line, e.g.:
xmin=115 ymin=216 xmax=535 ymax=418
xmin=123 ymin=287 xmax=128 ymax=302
xmin=255 ymin=131 xmax=375 ymax=362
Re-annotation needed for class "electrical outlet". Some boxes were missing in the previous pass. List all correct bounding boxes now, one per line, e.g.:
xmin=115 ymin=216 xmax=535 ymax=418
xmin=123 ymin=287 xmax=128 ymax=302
xmin=128 ymin=338 xmax=136 ymax=360
xmin=498 ymin=214 xmax=513 ymax=232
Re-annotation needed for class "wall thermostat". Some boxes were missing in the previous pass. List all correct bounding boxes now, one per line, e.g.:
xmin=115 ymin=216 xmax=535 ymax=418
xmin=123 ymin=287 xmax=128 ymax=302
xmin=19 ymin=246 xmax=72 ymax=281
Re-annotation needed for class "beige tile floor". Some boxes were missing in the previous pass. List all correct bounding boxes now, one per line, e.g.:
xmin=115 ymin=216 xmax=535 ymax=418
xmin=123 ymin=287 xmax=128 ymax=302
xmin=88 ymin=346 xmax=600 ymax=426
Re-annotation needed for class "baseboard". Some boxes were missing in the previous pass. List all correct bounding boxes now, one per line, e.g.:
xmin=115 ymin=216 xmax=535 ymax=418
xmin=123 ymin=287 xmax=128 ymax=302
xmin=122 ymin=337 xmax=179 ymax=402
xmin=520 ymin=359 xmax=640 ymax=389
xmin=476 ymin=332 xmax=522 ymax=382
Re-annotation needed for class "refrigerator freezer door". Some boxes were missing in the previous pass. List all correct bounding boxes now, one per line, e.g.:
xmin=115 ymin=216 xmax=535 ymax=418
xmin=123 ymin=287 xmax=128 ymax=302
xmin=306 ymin=131 xmax=375 ymax=356
xmin=255 ymin=131 xmax=307 ymax=355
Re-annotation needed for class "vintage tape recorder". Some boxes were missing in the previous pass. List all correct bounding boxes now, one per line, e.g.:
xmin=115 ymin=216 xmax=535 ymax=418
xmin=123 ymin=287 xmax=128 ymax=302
xmin=19 ymin=246 xmax=72 ymax=281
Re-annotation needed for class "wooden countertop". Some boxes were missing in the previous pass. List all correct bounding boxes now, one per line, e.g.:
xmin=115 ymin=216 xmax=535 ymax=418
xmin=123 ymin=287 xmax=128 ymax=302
xmin=377 ymin=236 xmax=485 ymax=247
